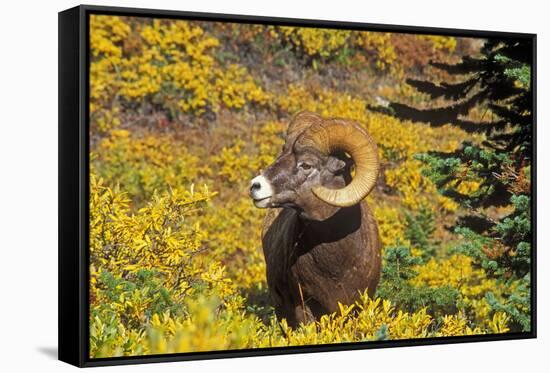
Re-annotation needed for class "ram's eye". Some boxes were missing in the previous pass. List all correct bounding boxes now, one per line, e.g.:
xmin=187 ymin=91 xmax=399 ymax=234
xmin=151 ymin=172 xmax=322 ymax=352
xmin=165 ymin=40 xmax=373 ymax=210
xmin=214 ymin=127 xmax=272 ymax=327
xmin=299 ymin=162 xmax=312 ymax=171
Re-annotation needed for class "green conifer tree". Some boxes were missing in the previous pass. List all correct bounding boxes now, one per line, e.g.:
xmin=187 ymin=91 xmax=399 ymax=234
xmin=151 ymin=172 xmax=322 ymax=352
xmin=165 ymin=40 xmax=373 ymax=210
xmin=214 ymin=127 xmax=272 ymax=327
xmin=376 ymin=38 xmax=534 ymax=332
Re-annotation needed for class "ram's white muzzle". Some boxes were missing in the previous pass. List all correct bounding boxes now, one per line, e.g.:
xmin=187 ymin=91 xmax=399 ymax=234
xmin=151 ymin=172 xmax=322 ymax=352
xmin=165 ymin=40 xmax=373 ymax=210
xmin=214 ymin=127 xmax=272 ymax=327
xmin=250 ymin=175 xmax=273 ymax=208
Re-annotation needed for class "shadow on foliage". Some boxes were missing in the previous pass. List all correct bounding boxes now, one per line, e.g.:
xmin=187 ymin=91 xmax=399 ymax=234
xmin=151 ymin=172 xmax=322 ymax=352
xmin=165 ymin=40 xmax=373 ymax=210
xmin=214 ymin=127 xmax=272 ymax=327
xmin=240 ymin=286 xmax=276 ymax=326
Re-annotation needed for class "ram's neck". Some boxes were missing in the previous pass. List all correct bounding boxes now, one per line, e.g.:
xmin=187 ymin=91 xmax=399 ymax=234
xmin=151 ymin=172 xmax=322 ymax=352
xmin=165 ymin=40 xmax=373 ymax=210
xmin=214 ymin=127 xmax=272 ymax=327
xmin=297 ymin=203 xmax=362 ymax=248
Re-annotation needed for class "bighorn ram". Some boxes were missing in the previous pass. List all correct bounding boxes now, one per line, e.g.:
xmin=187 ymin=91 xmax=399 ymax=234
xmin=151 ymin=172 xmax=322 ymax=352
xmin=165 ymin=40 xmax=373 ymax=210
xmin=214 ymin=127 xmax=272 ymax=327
xmin=249 ymin=111 xmax=382 ymax=327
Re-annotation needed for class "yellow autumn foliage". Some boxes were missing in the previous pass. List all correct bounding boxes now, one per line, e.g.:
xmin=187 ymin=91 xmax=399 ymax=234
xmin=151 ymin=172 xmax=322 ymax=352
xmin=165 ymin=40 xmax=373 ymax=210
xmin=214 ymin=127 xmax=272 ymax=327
xmin=277 ymin=26 xmax=352 ymax=58
xmin=89 ymin=15 xmax=516 ymax=359
xmin=90 ymin=15 xmax=270 ymax=134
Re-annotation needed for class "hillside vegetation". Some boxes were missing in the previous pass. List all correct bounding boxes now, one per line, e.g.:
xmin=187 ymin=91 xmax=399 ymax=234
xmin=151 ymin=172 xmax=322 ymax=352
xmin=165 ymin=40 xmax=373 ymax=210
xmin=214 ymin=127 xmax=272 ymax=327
xmin=88 ymin=16 xmax=531 ymax=358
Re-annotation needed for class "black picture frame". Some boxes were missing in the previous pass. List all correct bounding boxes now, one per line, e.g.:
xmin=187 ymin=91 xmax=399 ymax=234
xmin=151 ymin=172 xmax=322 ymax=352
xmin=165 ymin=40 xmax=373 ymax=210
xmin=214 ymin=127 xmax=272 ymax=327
xmin=59 ymin=4 xmax=537 ymax=367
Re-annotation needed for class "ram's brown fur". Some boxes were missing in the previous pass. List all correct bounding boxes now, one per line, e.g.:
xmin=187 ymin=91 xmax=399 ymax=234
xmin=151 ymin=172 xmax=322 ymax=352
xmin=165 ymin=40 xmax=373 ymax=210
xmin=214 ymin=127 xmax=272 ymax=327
xmin=256 ymin=112 xmax=382 ymax=327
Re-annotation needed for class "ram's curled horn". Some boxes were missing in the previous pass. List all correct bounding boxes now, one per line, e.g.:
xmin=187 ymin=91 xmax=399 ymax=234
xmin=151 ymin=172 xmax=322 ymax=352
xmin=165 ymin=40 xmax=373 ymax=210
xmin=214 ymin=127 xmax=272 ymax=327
xmin=297 ymin=118 xmax=380 ymax=207
xmin=286 ymin=111 xmax=323 ymax=139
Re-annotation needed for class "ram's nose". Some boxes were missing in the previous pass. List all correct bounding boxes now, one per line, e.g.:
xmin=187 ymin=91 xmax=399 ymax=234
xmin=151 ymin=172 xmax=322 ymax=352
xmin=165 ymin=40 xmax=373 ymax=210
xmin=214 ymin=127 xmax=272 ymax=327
xmin=249 ymin=175 xmax=274 ymax=202
xmin=250 ymin=181 xmax=261 ymax=194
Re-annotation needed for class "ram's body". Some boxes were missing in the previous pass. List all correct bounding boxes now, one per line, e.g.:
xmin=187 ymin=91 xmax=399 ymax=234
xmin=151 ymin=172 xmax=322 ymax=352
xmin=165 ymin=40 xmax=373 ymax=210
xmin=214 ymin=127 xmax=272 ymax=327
xmin=250 ymin=112 xmax=382 ymax=327
xmin=262 ymin=203 xmax=381 ymax=327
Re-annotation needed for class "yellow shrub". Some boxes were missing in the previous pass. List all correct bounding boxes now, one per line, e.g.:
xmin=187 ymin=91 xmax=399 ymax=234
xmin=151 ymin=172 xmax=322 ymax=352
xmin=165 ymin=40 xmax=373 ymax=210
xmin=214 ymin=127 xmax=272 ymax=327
xmin=416 ymin=35 xmax=457 ymax=52
xmin=211 ymin=121 xmax=285 ymax=186
xmin=355 ymin=32 xmax=397 ymax=71
xmin=410 ymin=254 xmax=511 ymax=330
xmin=385 ymin=159 xmax=437 ymax=210
xmin=92 ymin=291 xmax=440 ymax=357
xmin=92 ymin=129 xmax=211 ymax=204
xmin=89 ymin=173 xmax=217 ymax=294
xmin=277 ymin=26 xmax=352 ymax=58
xmin=373 ymin=204 xmax=410 ymax=248
xmin=90 ymin=15 xmax=270 ymax=134
xmin=436 ymin=313 xmax=482 ymax=337
xmin=199 ymin=197 xmax=267 ymax=290
xmin=215 ymin=65 xmax=272 ymax=109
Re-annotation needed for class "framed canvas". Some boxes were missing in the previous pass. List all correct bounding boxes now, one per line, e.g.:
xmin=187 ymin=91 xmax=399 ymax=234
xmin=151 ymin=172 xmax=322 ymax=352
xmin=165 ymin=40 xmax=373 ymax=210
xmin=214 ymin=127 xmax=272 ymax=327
xmin=58 ymin=4 xmax=537 ymax=367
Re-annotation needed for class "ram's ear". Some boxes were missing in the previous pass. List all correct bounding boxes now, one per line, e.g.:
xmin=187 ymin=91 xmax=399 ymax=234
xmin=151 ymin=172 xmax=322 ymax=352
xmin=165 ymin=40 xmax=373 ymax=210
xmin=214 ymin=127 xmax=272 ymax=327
xmin=325 ymin=156 xmax=346 ymax=174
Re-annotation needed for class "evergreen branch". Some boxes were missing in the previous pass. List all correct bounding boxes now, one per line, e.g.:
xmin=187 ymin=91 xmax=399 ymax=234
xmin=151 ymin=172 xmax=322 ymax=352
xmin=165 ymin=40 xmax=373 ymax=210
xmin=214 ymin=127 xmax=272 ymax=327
xmin=429 ymin=56 xmax=484 ymax=74
xmin=388 ymin=90 xmax=488 ymax=129
xmin=406 ymin=77 xmax=479 ymax=100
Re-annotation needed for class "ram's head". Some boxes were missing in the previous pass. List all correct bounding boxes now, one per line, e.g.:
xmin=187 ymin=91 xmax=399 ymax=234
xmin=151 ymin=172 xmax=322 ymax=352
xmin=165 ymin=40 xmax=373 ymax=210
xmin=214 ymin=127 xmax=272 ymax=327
xmin=250 ymin=111 xmax=379 ymax=219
